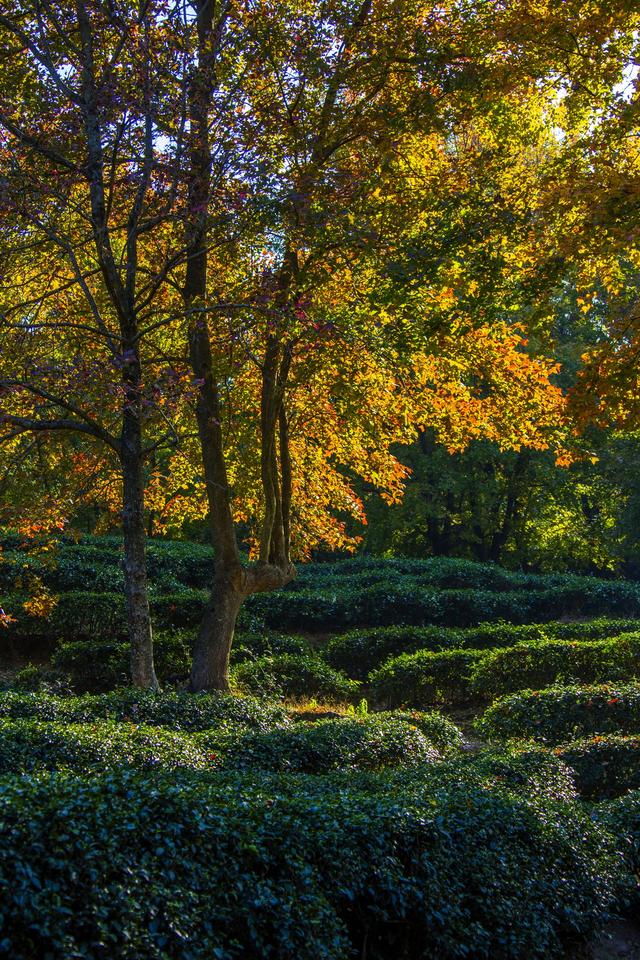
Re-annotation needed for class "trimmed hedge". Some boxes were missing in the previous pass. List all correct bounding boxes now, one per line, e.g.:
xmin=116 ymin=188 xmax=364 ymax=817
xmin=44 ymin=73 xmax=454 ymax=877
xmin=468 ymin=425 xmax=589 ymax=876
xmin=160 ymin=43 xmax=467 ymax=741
xmin=477 ymin=683 xmax=640 ymax=744
xmin=470 ymin=634 xmax=640 ymax=700
xmin=373 ymin=709 xmax=465 ymax=755
xmin=233 ymin=654 xmax=360 ymax=703
xmin=51 ymin=630 xmax=193 ymax=692
xmin=461 ymin=748 xmax=579 ymax=805
xmin=594 ymin=790 xmax=640 ymax=909
xmin=0 ymin=719 xmax=207 ymax=774
xmin=325 ymin=619 xmax=640 ymax=680
xmin=0 ymin=767 xmax=621 ymax=959
xmin=231 ymin=631 xmax=310 ymax=664
xmin=215 ymin=715 xmax=443 ymax=774
xmin=0 ymin=689 xmax=290 ymax=733
xmin=248 ymin=580 xmax=640 ymax=633
xmin=551 ymin=736 xmax=640 ymax=801
xmin=368 ymin=649 xmax=485 ymax=708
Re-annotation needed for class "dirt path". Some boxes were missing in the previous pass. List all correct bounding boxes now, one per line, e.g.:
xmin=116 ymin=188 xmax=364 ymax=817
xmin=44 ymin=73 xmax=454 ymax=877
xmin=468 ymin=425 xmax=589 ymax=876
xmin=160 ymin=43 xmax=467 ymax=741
xmin=582 ymin=921 xmax=640 ymax=960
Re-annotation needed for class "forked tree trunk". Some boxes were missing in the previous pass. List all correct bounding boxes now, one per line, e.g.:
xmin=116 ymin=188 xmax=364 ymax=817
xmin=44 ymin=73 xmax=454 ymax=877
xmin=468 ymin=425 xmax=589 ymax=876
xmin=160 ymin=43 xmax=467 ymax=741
xmin=190 ymin=574 xmax=244 ymax=691
xmin=121 ymin=407 xmax=158 ymax=690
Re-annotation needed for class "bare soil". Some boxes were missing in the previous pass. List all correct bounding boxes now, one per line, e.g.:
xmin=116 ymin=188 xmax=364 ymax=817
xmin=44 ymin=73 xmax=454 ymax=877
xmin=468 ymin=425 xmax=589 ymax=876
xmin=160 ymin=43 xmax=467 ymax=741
xmin=581 ymin=921 xmax=640 ymax=960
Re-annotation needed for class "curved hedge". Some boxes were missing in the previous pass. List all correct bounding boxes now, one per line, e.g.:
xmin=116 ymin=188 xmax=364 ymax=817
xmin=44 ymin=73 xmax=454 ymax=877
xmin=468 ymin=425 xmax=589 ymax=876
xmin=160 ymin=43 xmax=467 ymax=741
xmin=552 ymin=736 xmax=640 ymax=801
xmin=0 ymin=719 xmax=207 ymax=775
xmin=372 ymin=710 xmax=465 ymax=755
xmin=368 ymin=649 xmax=485 ymax=708
xmin=215 ymin=715 xmax=443 ymax=774
xmin=233 ymin=654 xmax=360 ymax=703
xmin=594 ymin=790 xmax=640 ymax=909
xmin=324 ymin=618 xmax=640 ymax=680
xmin=0 ymin=689 xmax=290 ymax=733
xmin=470 ymin=635 xmax=640 ymax=700
xmin=477 ymin=683 xmax=640 ymax=744
xmin=0 ymin=767 xmax=621 ymax=959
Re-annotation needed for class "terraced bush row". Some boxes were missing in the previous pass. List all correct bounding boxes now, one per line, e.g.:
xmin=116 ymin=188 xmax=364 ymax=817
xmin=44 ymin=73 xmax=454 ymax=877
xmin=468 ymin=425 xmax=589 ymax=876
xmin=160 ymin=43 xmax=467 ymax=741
xmin=233 ymin=653 xmax=359 ymax=703
xmin=0 ymin=714 xmax=462 ymax=778
xmin=552 ymin=736 xmax=640 ymax=800
xmin=477 ymin=683 xmax=640 ymax=744
xmin=47 ymin=630 xmax=310 ymax=693
xmin=214 ymin=715 xmax=447 ymax=774
xmin=247 ymin=582 xmax=640 ymax=632
xmin=4 ymin=537 xmax=636 ymax=596
xmin=594 ymin=790 xmax=640 ymax=909
xmin=0 ymin=689 xmax=290 ymax=733
xmin=324 ymin=619 xmax=640 ymax=679
xmin=367 ymin=635 xmax=640 ymax=708
xmin=0 ymin=766 xmax=622 ymax=959
xmin=0 ymin=719 xmax=209 ymax=775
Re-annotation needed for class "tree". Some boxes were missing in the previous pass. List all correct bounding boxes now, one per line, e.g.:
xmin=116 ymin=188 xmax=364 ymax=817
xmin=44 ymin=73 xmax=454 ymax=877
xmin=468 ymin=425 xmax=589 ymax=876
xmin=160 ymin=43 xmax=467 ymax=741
xmin=2 ymin=0 xmax=634 ymax=692
xmin=0 ymin=0 xmax=203 ymax=686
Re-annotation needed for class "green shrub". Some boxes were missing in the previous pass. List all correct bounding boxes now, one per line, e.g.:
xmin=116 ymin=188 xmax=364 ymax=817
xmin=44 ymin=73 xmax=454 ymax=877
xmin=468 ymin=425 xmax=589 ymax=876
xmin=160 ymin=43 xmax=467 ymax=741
xmin=593 ymin=789 xmax=640 ymax=909
xmin=324 ymin=618 xmax=640 ymax=680
xmin=8 ymin=663 xmax=71 ymax=695
xmin=470 ymin=634 xmax=640 ymax=700
xmin=231 ymin=630 xmax=310 ymax=664
xmin=324 ymin=625 xmax=461 ymax=679
xmin=0 ymin=719 xmax=208 ymax=774
xmin=50 ymin=590 xmax=127 ymax=640
xmin=477 ymin=683 xmax=640 ymax=744
xmin=216 ymin=715 xmax=442 ymax=773
xmin=461 ymin=748 xmax=579 ymax=805
xmin=373 ymin=709 xmax=465 ymax=755
xmin=0 ymin=766 xmax=620 ymax=959
xmin=0 ymin=689 xmax=290 ymax=733
xmin=51 ymin=630 xmax=193 ymax=692
xmin=368 ymin=648 xmax=485 ymax=708
xmin=551 ymin=736 xmax=640 ymax=800
xmin=233 ymin=654 xmax=360 ymax=703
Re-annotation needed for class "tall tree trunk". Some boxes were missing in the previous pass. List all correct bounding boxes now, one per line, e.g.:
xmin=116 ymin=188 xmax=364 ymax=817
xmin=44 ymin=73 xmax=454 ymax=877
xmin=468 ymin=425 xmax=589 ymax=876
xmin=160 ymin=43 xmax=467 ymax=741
xmin=121 ymin=403 xmax=158 ymax=690
xmin=190 ymin=573 xmax=244 ymax=691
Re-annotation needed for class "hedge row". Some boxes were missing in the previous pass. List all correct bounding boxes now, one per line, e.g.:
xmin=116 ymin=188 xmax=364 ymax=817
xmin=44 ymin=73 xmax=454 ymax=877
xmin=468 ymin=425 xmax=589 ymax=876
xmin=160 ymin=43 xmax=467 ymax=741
xmin=0 ymin=766 xmax=622 ymax=959
xmin=233 ymin=654 xmax=360 ymax=703
xmin=48 ymin=630 xmax=309 ymax=693
xmin=5 ymin=537 xmax=636 ymax=596
xmin=470 ymin=634 xmax=640 ymax=699
xmin=552 ymin=736 xmax=640 ymax=801
xmin=477 ymin=683 xmax=640 ymax=744
xmin=0 ymin=689 xmax=290 ymax=733
xmin=324 ymin=619 xmax=640 ymax=679
xmin=212 ymin=715 xmax=446 ymax=774
xmin=594 ymin=790 xmax=640 ymax=909
xmin=369 ymin=649 xmax=485 ymax=707
xmin=367 ymin=636 xmax=640 ymax=708
xmin=246 ymin=582 xmax=640 ymax=632
xmin=4 ymin=580 xmax=640 ymax=650
xmin=0 ymin=719 xmax=208 ymax=775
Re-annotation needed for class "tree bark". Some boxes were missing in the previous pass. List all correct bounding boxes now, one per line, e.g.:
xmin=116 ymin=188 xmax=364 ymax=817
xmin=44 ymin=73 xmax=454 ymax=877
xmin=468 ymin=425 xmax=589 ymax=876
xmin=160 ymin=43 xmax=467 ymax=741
xmin=121 ymin=402 xmax=159 ymax=690
xmin=190 ymin=573 xmax=244 ymax=691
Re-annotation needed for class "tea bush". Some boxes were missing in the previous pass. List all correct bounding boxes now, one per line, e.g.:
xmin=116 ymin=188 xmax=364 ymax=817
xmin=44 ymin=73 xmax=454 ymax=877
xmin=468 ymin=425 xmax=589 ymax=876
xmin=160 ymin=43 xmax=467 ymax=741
xmin=470 ymin=635 xmax=640 ymax=699
xmin=324 ymin=619 xmax=640 ymax=679
xmin=215 ymin=715 xmax=443 ymax=774
xmin=0 ymin=767 xmax=622 ymax=959
xmin=372 ymin=709 xmax=465 ymax=754
xmin=551 ymin=736 xmax=640 ymax=800
xmin=368 ymin=649 xmax=485 ymax=707
xmin=594 ymin=790 xmax=640 ymax=909
xmin=0 ymin=719 xmax=207 ymax=775
xmin=0 ymin=689 xmax=290 ymax=733
xmin=233 ymin=654 xmax=360 ymax=703
xmin=477 ymin=683 xmax=640 ymax=744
